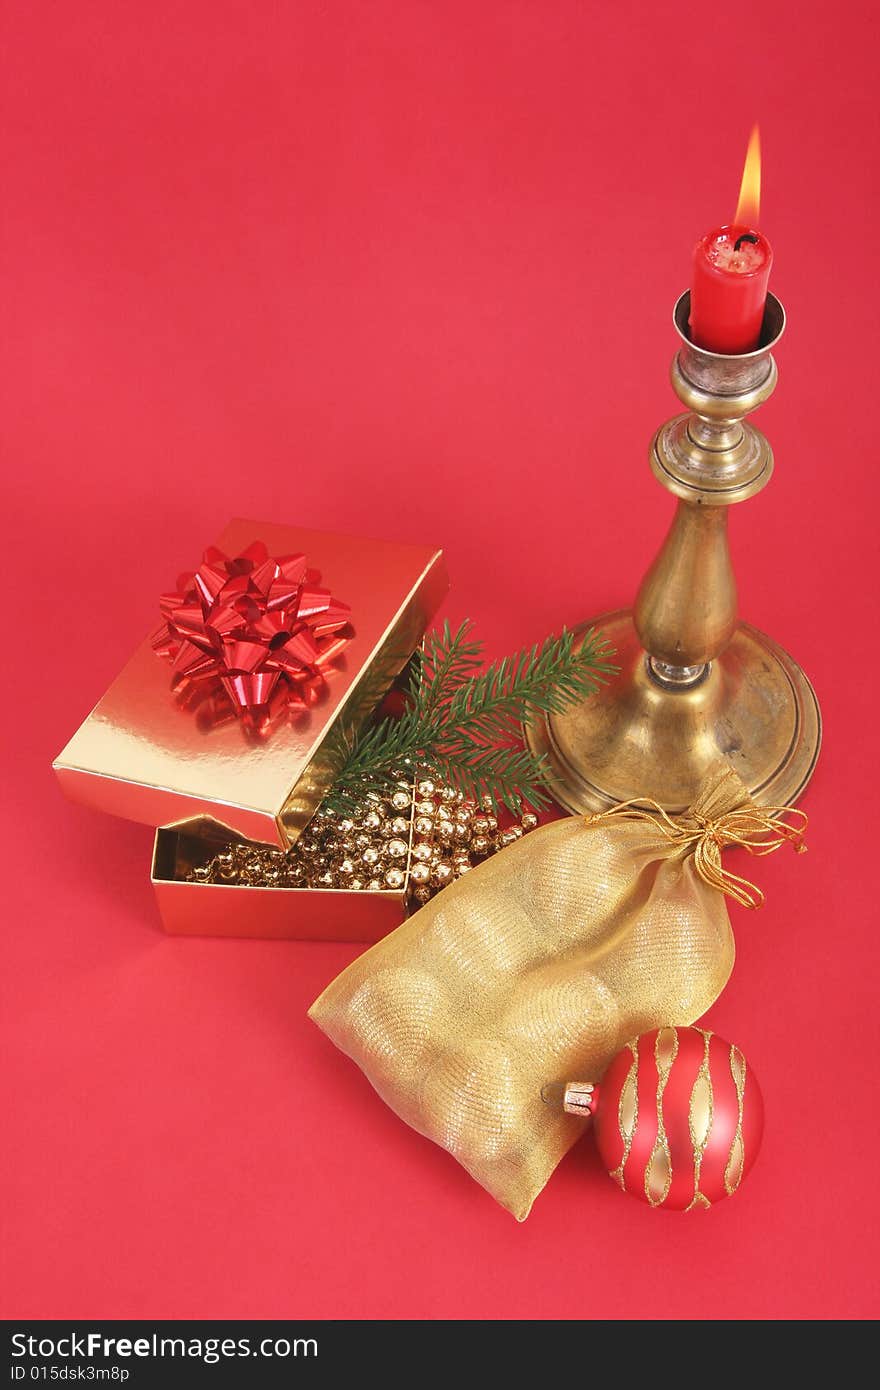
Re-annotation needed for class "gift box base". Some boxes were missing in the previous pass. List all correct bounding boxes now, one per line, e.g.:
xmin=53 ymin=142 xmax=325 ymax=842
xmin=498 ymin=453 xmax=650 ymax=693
xmin=152 ymin=825 xmax=407 ymax=943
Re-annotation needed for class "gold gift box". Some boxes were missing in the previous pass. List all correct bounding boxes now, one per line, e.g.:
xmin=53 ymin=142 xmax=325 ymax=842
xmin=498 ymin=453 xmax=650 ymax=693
xmin=54 ymin=520 xmax=447 ymax=941
xmin=151 ymin=803 xmax=415 ymax=943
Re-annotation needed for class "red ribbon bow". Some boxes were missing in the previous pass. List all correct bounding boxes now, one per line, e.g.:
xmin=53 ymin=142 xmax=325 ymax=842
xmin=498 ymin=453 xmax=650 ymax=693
xmin=152 ymin=541 xmax=353 ymax=732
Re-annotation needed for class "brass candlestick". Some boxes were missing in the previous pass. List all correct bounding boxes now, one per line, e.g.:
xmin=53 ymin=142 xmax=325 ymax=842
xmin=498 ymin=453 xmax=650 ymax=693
xmin=526 ymin=291 xmax=821 ymax=813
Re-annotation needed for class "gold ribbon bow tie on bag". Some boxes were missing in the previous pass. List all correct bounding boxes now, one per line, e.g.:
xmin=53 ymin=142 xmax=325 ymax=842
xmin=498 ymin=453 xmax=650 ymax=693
xmin=584 ymin=796 xmax=807 ymax=909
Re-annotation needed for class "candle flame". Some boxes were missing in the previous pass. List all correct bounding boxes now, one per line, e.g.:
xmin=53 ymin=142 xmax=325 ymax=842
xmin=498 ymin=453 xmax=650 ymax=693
xmin=734 ymin=125 xmax=761 ymax=227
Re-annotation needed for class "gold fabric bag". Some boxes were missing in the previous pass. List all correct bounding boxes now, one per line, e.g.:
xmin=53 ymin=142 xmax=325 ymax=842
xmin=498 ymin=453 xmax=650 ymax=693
xmin=309 ymin=767 xmax=805 ymax=1220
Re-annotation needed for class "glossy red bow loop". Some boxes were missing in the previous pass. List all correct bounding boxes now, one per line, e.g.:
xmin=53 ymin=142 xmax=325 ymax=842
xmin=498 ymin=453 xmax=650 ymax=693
xmin=153 ymin=541 xmax=353 ymax=731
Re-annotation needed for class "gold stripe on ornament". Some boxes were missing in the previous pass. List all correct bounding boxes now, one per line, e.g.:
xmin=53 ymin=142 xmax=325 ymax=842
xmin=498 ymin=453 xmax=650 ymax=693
xmin=609 ymin=1040 xmax=639 ymax=1192
xmin=645 ymin=1027 xmax=677 ymax=1207
xmin=724 ymin=1044 xmax=747 ymax=1195
xmin=685 ymin=1029 xmax=714 ymax=1212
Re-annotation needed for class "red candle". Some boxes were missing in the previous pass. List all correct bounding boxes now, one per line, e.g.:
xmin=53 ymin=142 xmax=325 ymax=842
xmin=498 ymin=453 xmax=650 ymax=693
xmin=689 ymin=127 xmax=773 ymax=355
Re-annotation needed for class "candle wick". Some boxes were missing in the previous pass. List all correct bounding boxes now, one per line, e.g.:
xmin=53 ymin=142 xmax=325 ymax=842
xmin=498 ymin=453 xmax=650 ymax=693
xmin=734 ymin=231 xmax=760 ymax=251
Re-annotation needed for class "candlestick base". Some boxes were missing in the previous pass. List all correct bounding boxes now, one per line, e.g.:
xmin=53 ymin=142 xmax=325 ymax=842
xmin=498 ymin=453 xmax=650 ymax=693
xmin=524 ymin=611 xmax=821 ymax=814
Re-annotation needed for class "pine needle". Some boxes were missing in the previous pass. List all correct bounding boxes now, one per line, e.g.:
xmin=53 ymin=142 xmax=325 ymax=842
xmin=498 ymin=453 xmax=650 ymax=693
xmin=324 ymin=621 xmax=616 ymax=816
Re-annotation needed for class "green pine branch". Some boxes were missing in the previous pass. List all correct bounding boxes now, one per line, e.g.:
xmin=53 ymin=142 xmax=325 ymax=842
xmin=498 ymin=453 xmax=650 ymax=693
xmin=419 ymin=620 xmax=483 ymax=708
xmin=324 ymin=619 xmax=617 ymax=816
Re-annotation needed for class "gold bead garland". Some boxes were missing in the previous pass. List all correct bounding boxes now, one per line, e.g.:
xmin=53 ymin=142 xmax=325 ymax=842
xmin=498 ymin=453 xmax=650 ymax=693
xmin=186 ymin=771 xmax=540 ymax=913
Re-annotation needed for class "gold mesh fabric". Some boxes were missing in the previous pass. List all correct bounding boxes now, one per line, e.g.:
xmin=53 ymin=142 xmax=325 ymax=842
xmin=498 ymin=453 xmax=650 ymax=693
xmin=309 ymin=769 xmax=756 ymax=1221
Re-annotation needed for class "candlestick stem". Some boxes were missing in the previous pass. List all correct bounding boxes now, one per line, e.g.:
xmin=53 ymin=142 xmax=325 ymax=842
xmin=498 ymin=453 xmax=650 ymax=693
xmin=634 ymin=504 xmax=736 ymax=676
xmin=525 ymin=292 xmax=821 ymax=813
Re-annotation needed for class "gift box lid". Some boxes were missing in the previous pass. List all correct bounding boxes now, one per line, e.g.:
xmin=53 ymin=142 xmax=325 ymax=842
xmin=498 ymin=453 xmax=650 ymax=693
xmin=53 ymin=518 xmax=448 ymax=848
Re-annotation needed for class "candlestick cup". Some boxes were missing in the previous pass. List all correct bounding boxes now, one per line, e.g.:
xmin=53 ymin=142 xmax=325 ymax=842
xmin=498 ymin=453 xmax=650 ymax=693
xmin=526 ymin=291 xmax=820 ymax=813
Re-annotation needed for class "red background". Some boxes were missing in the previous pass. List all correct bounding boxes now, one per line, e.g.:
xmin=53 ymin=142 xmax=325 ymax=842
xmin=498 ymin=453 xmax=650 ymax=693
xmin=2 ymin=1 xmax=877 ymax=1320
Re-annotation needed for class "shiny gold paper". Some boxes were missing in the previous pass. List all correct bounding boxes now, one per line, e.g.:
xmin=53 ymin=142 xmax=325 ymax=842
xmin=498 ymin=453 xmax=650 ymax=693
xmin=310 ymin=768 xmax=803 ymax=1220
xmin=53 ymin=520 xmax=448 ymax=848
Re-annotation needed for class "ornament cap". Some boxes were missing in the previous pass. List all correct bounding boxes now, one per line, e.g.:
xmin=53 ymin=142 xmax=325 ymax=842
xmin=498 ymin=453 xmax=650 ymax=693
xmin=562 ymin=1081 xmax=599 ymax=1117
xmin=540 ymin=1079 xmax=599 ymax=1117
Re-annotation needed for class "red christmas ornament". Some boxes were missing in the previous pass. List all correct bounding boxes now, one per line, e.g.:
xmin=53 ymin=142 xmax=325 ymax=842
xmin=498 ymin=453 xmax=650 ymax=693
xmin=562 ymin=1026 xmax=763 ymax=1210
